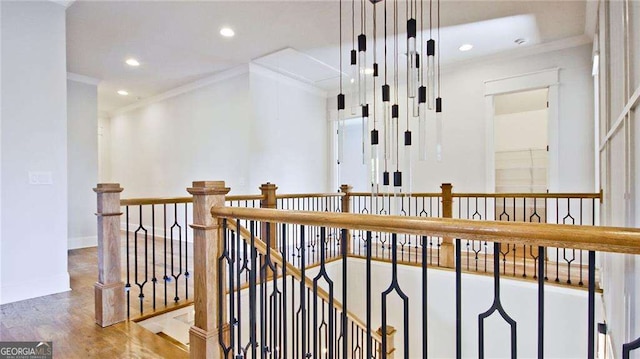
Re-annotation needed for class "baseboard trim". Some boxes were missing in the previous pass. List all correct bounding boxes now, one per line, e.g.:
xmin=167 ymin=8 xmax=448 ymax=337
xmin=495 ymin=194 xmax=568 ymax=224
xmin=68 ymin=235 xmax=97 ymax=249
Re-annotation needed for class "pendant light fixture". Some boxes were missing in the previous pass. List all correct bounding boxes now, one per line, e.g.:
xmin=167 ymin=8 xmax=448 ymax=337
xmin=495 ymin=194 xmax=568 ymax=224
xmin=435 ymin=0 xmax=444 ymax=162
xmin=418 ymin=0 xmax=428 ymax=161
xmin=350 ymin=0 xmax=358 ymax=115
xmin=337 ymin=0 xmax=345 ymax=166
xmin=382 ymin=0 xmax=390 ymax=190
xmin=359 ymin=0 xmax=367 ymax=164
xmin=338 ymin=0 xmax=444 ymax=194
xmin=370 ymin=0 xmax=380 ymax=196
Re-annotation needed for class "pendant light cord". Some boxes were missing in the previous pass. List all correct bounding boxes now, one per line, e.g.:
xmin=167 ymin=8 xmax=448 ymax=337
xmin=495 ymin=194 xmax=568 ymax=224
xmin=421 ymin=0 xmax=424 ymax=84
xmin=340 ymin=0 xmax=343 ymax=93
xmin=373 ymin=2 xmax=377 ymax=129
xmin=437 ymin=0 xmax=441 ymax=97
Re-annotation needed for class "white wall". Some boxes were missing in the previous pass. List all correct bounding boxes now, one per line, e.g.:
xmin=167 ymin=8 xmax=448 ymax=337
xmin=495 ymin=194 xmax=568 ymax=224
xmin=248 ymin=64 xmax=329 ymax=193
xmin=334 ymin=44 xmax=594 ymax=194
xmin=494 ymin=109 xmax=548 ymax=152
xmin=344 ymin=258 xmax=602 ymax=359
xmin=110 ymin=70 xmax=253 ymax=197
xmin=108 ymin=65 xmax=329 ymax=198
xmin=596 ymin=0 xmax=640 ymax=356
xmin=98 ymin=115 xmax=111 ymax=182
xmin=0 ymin=0 xmax=70 ymax=304
xmin=67 ymin=79 xmax=98 ymax=249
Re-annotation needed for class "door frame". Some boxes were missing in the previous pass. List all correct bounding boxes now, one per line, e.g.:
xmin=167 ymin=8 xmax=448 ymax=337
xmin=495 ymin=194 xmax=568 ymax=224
xmin=484 ymin=68 xmax=560 ymax=193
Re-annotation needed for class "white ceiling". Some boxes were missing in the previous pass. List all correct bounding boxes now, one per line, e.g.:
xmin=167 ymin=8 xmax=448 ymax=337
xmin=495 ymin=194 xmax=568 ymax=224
xmin=65 ymin=0 xmax=589 ymax=114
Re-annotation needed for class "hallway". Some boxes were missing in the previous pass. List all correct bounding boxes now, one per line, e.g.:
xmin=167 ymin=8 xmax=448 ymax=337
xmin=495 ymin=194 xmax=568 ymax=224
xmin=0 ymin=248 xmax=188 ymax=359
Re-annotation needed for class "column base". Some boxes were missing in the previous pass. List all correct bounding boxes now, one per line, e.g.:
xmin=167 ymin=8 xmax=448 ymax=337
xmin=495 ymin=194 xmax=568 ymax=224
xmin=440 ymin=241 xmax=455 ymax=268
xmin=94 ymin=281 xmax=125 ymax=327
xmin=189 ymin=324 xmax=229 ymax=359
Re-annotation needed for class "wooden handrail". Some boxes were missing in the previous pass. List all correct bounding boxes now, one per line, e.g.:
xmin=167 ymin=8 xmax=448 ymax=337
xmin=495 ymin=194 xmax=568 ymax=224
xmin=452 ymin=192 xmax=602 ymax=199
xmin=226 ymin=194 xmax=265 ymax=202
xmin=119 ymin=194 xmax=264 ymax=206
xmin=119 ymin=191 xmax=602 ymax=206
xmin=350 ymin=192 xmax=441 ymax=198
xmin=120 ymin=196 xmax=192 ymax=206
xmin=226 ymin=219 xmax=383 ymax=343
xmin=210 ymin=207 xmax=640 ymax=255
xmin=275 ymin=192 xmax=345 ymax=199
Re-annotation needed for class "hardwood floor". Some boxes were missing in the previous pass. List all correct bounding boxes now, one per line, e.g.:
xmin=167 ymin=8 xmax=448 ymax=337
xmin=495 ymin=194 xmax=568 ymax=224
xmin=0 ymin=247 xmax=189 ymax=359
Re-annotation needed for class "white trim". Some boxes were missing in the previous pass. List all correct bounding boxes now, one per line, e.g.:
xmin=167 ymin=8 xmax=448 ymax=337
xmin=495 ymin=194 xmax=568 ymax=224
xmin=599 ymin=84 xmax=640 ymax=151
xmin=584 ymin=0 xmax=599 ymax=40
xmin=48 ymin=0 xmax=75 ymax=8
xmin=68 ymin=235 xmax=97 ymax=250
xmin=443 ymin=35 xmax=591 ymax=73
xmin=110 ymin=65 xmax=250 ymax=117
xmin=484 ymin=68 xmax=560 ymax=192
xmin=484 ymin=68 xmax=560 ymax=96
xmin=67 ymin=72 xmax=100 ymax=86
xmin=248 ymin=63 xmax=328 ymax=98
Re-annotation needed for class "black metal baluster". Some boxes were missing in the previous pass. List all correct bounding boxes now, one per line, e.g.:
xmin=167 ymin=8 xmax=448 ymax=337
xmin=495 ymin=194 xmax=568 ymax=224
xmin=259 ymin=252 xmax=267 ymax=359
xmin=538 ymin=246 xmax=545 ymax=359
xmin=228 ymin=225 xmax=236 ymax=358
xmin=171 ymin=204 xmax=182 ymax=302
xmin=163 ymin=204 xmax=168 ymax=306
xmin=366 ymin=231 xmax=372 ymax=359
xmin=125 ymin=206 xmax=131 ymax=319
xmin=341 ymin=228 xmax=348 ymax=359
xmin=134 ymin=205 xmax=148 ymax=315
xmin=478 ymin=242 xmax=517 ymax=359
xmin=623 ymin=338 xmax=640 ymax=358
xmin=313 ymin=227 xmax=334 ymax=358
xmin=300 ymin=225 xmax=308 ymax=358
xmin=250 ymin=221 xmax=258 ymax=358
xmin=218 ymin=220 xmax=232 ymax=357
xmin=381 ymin=233 xmax=410 ymax=359
xmin=184 ymin=203 xmax=190 ymax=300
xmin=151 ymin=205 xmax=156 ymax=310
xmin=456 ymin=238 xmax=462 ymax=359
xmin=587 ymin=250 xmax=595 ymax=359
xmin=235 ymin=220 xmax=243 ymax=357
xmin=422 ymin=235 xmax=428 ymax=359
xmin=281 ymin=223 xmax=288 ymax=359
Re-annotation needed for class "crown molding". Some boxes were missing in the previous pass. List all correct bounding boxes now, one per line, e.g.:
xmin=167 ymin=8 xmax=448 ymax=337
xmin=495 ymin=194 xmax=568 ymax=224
xmin=442 ymin=34 xmax=592 ymax=73
xmin=110 ymin=65 xmax=249 ymax=117
xmin=249 ymin=63 xmax=328 ymax=98
xmin=67 ymin=72 xmax=101 ymax=86
xmin=49 ymin=0 xmax=76 ymax=8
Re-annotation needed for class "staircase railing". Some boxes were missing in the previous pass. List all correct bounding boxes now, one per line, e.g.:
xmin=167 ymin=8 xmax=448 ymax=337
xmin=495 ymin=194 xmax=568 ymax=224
xmin=94 ymin=181 xmax=625 ymax=359
xmin=188 ymin=180 xmax=639 ymax=359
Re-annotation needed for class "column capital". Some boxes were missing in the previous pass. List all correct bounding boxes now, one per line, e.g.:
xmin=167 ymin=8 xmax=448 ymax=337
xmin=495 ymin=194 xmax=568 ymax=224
xmin=188 ymin=181 xmax=230 ymax=196
xmin=93 ymin=183 xmax=123 ymax=193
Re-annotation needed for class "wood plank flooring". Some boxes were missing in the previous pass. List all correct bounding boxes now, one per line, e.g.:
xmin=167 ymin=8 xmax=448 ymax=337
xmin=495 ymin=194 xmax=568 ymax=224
xmin=0 ymin=247 xmax=189 ymax=359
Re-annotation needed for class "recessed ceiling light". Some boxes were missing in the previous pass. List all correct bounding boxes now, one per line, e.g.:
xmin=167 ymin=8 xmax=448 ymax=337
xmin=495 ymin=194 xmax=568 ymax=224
xmin=350 ymin=78 xmax=356 ymax=83
xmin=125 ymin=58 xmax=140 ymax=67
xmin=514 ymin=38 xmax=527 ymax=45
xmin=220 ymin=27 xmax=235 ymax=38
xmin=458 ymin=44 xmax=473 ymax=52
xmin=363 ymin=68 xmax=374 ymax=75
xmin=117 ymin=90 xmax=129 ymax=96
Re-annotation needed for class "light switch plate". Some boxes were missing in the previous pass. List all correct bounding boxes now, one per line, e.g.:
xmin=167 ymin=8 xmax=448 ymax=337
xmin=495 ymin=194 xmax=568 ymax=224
xmin=28 ymin=171 xmax=53 ymax=185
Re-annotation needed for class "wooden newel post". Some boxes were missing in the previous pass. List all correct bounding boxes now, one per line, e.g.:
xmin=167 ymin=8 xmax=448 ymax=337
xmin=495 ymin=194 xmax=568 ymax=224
xmin=94 ymin=183 xmax=126 ymax=327
xmin=377 ymin=325 xmax=397 ymax=359
xmin=188 ymin=181 xmax=230 ymax=359
xmin=340 ymin=184 xmax=353 ymax=254
xmin=260 ymin=182 xmax=278 ymax=249
xmin=440 ymin=183 xmax=455 ymax=268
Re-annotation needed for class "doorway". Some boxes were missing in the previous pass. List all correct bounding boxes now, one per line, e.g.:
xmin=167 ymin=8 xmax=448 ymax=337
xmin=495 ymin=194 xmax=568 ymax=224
xmin=493 ymin=88 xmax=549 ymax=194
